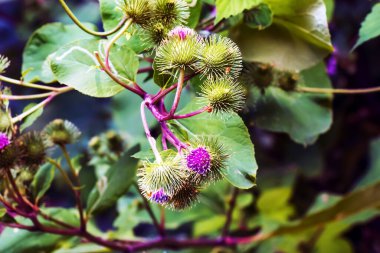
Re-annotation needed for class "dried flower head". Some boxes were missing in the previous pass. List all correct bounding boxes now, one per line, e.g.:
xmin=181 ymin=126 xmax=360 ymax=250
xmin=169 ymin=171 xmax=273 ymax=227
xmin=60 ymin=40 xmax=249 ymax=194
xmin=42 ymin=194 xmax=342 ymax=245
xmin=153 ymin=0 xmax=189 ymax=27
xmin=0 ymin=141 xmax=18 ymax=173
xmin=195 ymin=34 xmax=242 ymax=79
xmin=168 ymin=183 xmax=199 ymax=210
xmin=43 ymin=119 xmax=81 ymax=146
xmin=155 ymin=27 xmax=201 ymax=73
xmin=0 ymin=55 xmax=10 ymax=74
xmin=277 ymin=71 xmax=300 ymax=91
xmin=138 ymin=151 xmax=188 ymax=198
xmin=200 ymin=76 xmax=246 ymax=114
xmin=118 ymin=0 xmax=153 ymax=27
xmin=16 ymin=132 xmax=47 ymax=170
xmin=242 ymin=62 xmax=274 ymax=91
xmin=186 ymin=137 xmax=228 ymax=185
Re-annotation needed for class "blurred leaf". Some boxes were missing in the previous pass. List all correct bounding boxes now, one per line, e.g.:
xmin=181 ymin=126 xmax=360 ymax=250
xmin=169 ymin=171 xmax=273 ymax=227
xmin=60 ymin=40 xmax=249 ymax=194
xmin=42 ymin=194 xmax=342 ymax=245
xmin=273 ymin=182 xmax=380 ymax=236
xmin=324 ymin=0 xmax=335 ymax=21
xmin=0 ymin=228 xmax=65 ymax=253
xmin=186 ymin=0 xmax=203 ymax=28
xmin=194 ymin=215 xmax=225 ymax=236
xmin=257 ymin=187 xmax=294 ymax=233
xmin=249 ymin=63 xmax=333 ymax=145
xmin=353 ymin=3 xmax=380 ymax=49
xmin=22 ymin=23 xmax=96 ymax=83
xmin=173 ymin=99 xmax=258 ymax=189
xmin=236 ymin=193 xmax=254 ymax=208
xmin=87 ymin=146 xmax=139 ymax=214
xmin=20 ymin=103 xmax=43 ymax=132
xmin=230 ymin=0 xmax=333 ymax=70
xmin=53 ymin=243 xmax=109 ymax=253
xmin=244 ymin=3 xmax=273 ymax=30
xmin=31 ymin=163 xmax=55 ymax=203
xmin=215 ymin=0 xmax=262 ymax=23
xmin=50 ymin=39 xmax=124 ymax=97
xmin=355 ymin=137 xmax=380 ymax=189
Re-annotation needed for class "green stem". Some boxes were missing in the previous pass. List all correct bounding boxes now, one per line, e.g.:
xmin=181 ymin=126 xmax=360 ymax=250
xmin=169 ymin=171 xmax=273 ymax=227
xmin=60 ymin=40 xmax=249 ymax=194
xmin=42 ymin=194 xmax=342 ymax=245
xmin=57 ymin=0 xmax=128 ymax=37
xmin=297 ymin=86 xmax=380 ymax=94
xmin=59 ymin=144 xmax=86 ymax=231
xmin=0 ymin=91 xmax=55 ymax=100
xmin=104 ymin=18 xmax=133 ymax=70
xmin=0 ymin=75 xmax=62 ymax=91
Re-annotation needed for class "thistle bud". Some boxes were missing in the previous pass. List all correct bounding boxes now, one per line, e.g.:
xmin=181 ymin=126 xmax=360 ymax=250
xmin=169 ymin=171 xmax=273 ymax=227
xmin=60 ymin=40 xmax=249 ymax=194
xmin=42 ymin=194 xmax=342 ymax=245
xmin=242 ymin=62 xmax=274 ymax=91
xmin=0 ymin=55 xmax=10 ymax=74
xmin=16 ymin=132 xmax=47 ymax=170
xmin=200 ymin=77 xmax=246 ymax=114
xmin=168 ymin=183 xmax=199 ymax=210
xmin=277 ymin=71 xmax=299 ymax=91
xmin=153 ymin=0 xmax=189 ymax=27
xmin=43 ymin=119 xmax=81 ymax=146
xmin=106 ymin=131 xmax=124 ymax=154
xmin=195 ymin=34 xmax=242 ymax=79
xmin=0 ymin=140 xmax=18 ymax=173
xmin=137 ymin=152 xmax=188 ymax=201
xmin=185 ymin=137 xmax=228 ymax=185
xmin=118 ymin=0 xmax=153 ymax=27
xmin=144 ymin=22 xmax=170 ymax=46
xmin=155 ymin=26 xmax=201 ymax=74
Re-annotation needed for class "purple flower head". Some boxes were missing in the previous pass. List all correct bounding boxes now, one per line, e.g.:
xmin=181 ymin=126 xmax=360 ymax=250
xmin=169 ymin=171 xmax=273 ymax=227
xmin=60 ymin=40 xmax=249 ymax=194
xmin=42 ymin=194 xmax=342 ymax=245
xmin=186 ymin=147 xmax=211 ymax=175
xmin=0 ymin=132 xmax=10 ymax=150
xmin=168 ymin=26 xmax=195 ymax=40
xmin=150 ymin=189 xmax=170 ymax=204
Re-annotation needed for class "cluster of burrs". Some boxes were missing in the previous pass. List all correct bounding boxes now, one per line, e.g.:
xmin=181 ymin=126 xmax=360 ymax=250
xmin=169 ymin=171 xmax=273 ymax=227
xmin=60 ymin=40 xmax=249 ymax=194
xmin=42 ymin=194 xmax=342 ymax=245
xmin=137 ymin=22 xmax=246 ymax=209
xmin=0 ymin=119 xmax=80 ymax=178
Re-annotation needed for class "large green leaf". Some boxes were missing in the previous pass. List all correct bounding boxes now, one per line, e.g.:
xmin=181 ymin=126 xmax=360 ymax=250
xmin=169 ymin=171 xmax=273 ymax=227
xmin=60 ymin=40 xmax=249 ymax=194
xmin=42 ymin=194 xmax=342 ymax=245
xmin=230 ymin=0 xmax=333 ymax=71
xmin=22 ymin=23 xmax=96 ymax=83
xmin=172 ymin=99 xmax=257 ymax=189
xmin=31 ymin=163 xmax=56 ymax=203
xmin=87 ymin=146 xmax=139 ymax=214
xmin=50 ymin=39 xmax=127 ymax=97
xmin=353 ymin=3 xmax=380 ymax=49
xmin=186 ymin=0 xmax=203 ymax=28
xmin=249 ymin=63 xmax=333 ymax=145
xmin=215 ymin=0 xmax=262 ymax=23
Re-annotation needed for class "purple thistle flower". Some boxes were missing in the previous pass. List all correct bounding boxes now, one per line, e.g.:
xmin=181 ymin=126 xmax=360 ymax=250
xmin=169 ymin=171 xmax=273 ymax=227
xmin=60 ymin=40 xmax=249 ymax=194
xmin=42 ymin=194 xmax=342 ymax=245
xmin=168 ymin=26 xmax=195 ymax=40
xmin=0 ymin=132 xmax=10 ymax=150
xmin=186 ymin=147 xmax=211 ymax=175
xmin=150 ymin=189 xmax=170 ymax=204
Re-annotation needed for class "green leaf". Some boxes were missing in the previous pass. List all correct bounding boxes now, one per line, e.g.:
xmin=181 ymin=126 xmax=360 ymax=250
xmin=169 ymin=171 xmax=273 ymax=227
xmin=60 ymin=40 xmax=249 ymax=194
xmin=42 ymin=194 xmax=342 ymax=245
xmin=53 ymin=244 xmax=108 ymax=253
xmin=87 ymin=146 xmax=139 ymax=214
xmin=353 ymin=3 xmax=380 ymax=49
xmin=99 ymin=0 xmax=149 ymax=53
xmin=230 ymin=0 xmax=333 ymax=70
xmin=194 ymin=215 xmax=225 ymax=236
xmin=324 ymin=0 xmax=335 ymax=21
xmin=244 ymin=3 xmax=273 ymax=30
xmin=355 ymin=137 xmax=380 ymax=189
xmin=109 ymin=44 xmax=139 ymax=82
xmin=19 ymin=103 xmax=44 ymax=132
xmin=50 ymin=39 xmax=124 ymax=97
xmin=215 ymin=0 xmax=262 ymax=23
xmin=249 ymin=63 xmax=333 ymax=145
xmin=186 ymin=0 xmax=203 ymax=28
xmin=273 ymin=183 xmax=380 ymax=236
xmin=22 ymin=23 xmax=96 ymax=83
xmin=0 ymin=229 xmax=64 ymax=253
xmin=173 ymin=99 xmax=258 ymax=189
xmin=31 ymin=163 xmax=56 ymax=203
